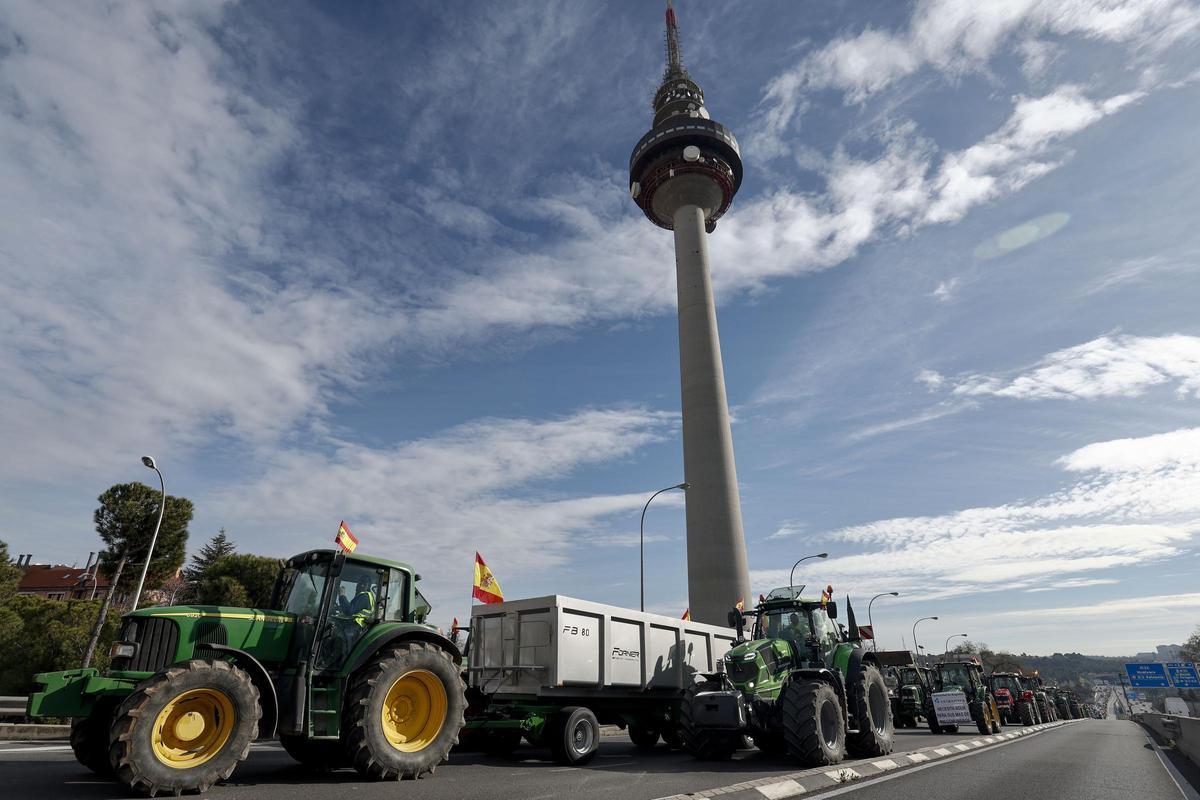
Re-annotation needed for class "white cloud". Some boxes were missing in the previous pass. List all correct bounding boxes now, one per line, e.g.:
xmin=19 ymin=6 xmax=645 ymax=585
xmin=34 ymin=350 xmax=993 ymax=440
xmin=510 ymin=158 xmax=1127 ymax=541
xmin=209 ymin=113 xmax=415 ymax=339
xmin=916 ymin=370 xmax=946 ymax=390
xmin=845 ymin=402 xmax=972 ymax=442
xmin=993 ymin=592 xmax=1200 ymax=619
xmin=753 ymin=426 xmax=1200 ymax=601
xmin=767 ymin=520 xmax=808 ymax=540
xmin=950 ymin=334 xmax=1200 ymax=400
xmin=932 ymin=278 xmax=959 ymax=302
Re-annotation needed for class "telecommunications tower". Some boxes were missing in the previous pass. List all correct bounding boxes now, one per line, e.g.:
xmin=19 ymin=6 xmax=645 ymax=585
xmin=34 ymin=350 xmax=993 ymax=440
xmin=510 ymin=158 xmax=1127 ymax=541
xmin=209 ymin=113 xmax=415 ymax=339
xmin=628 ymin=1 xmax=750 ymax=625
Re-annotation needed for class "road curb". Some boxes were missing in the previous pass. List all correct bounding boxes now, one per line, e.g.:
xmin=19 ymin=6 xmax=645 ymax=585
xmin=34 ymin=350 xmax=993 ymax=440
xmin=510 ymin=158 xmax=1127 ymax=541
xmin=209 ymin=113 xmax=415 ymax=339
xmin=656 ymin=720 xmax=1081 ymax=799
xmin=0 ymin=723 xmax=71 ymax=741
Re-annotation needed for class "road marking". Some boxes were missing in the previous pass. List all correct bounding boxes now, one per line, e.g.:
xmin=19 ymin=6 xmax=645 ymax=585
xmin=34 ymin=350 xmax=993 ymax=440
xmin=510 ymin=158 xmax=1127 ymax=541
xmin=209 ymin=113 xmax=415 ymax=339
xmin=824 ymin=768 xmax=860 ymax=782
xmin=983 ymin=737 xmax=995 ymax=743
xmin=757 ymin=779 xmax=805 ymax=798
xmin=1141 ymin=728 xmax=1200 ymax=800
xmin=969 ymin=740 xmax=984 ymax=748
xmin=906 ymin=752 xmax=929 ymax=763
xmin=0 ymin=745 xmax=73 ymax=753
xmin=870 ymin=759 xmax=898 ymax=771
xmin=953 ymin=744 xmax=970 ymax=751
xmin=933 ymin=748 xmax=952 ymax=756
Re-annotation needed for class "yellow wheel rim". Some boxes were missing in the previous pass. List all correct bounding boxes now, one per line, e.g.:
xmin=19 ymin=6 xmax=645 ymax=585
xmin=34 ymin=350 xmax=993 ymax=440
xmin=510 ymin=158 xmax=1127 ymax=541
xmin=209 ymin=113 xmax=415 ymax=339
xmin=381 ymin=669 xmax=447 ymax=752
xmin=151 ymin=688 xmax=236 ymax=768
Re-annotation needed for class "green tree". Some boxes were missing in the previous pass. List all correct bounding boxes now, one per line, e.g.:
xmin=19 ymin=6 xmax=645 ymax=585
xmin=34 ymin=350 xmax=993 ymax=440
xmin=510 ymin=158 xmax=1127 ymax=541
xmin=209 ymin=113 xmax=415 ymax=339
xmin=0 ymin=595 xmax=121 ymax=694
xmin=0 ymin=540 xmax=21 ymax=603
xmin=197 ymin=554 xmax=281 ymax=608
xmin=82 ymin=482 xmax=194 ymax=667
xmin=1182 ymin=626 xmax=1200 ymax=662
xmin=184 ymin=528 xmax=236 ymax=584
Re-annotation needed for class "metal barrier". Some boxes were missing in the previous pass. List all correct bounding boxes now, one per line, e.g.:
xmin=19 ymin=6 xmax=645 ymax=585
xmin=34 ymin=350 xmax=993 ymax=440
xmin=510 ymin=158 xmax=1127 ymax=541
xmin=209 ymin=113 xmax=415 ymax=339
xmin=1136 ymin=712 xmax=1200 ymax=769
xmin=0 ymin=696 xmax=28 ymax=717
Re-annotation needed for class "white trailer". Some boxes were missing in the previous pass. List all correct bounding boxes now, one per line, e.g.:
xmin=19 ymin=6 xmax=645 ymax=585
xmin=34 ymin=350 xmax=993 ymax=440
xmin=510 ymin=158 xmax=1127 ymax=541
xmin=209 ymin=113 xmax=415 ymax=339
xmin=465 ymin=595 xmax=736 ymax=764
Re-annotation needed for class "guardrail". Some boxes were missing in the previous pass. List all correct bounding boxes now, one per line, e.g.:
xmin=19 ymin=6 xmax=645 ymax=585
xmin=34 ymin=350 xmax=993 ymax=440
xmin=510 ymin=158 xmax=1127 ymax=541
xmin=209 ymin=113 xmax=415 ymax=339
xmin=0 ymin=696 xmax=28 ymax=717
xmin=1136 ymin=712 xmax=1200 ymax=769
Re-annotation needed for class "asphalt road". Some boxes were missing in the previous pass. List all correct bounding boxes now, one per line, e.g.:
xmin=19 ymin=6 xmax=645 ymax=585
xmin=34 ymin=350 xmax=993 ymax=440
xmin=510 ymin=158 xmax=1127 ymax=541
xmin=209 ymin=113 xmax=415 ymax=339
xmin=0 ymin=721 xmax=1185 ymax=800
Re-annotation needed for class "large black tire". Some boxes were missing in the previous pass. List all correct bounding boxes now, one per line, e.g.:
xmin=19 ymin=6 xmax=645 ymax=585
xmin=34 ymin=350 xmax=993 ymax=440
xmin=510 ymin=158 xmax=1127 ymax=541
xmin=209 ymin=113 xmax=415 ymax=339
xmin=847 ymin=665 xmax=894 ymax=757
xmin=661 ymin=726 xmax=682 ymax=750
xmin=628 ymin=724 xmax=660 ymax=751
xmin=926 ymin=706 xmax=943 ymax=735
xmin=971 ymin=701 xmax=990 ymax=735
xmin=344 ymin=641 xmax=466 ymax=780
xmin=547 ymin=706 xmax=600 ymax=765
xmin=942 ymin=724 xmax=959 ymax=734
xmin=109 ymin=659 xmax=260 ymax=796
xmin=1018 ymin=701 xmax=1036 ymax=726
xmin=279 ymin=734 xmax=348 ymax=771
xmin=781 ymin=679 xmax=845 ymax=767
xmin=679 ymin=682 xmax=739 ymax=761
xmin=989 ymin=698 xmax=1002 ymax=734
xmin=70 ymin=700 xmax=117 ymax=777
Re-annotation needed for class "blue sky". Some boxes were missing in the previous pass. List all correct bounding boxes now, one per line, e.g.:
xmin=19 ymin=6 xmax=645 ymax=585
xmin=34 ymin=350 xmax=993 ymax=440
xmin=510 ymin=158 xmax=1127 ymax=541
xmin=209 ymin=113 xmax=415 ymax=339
xmin=2 ymin=0 xmax=1199 ymax=656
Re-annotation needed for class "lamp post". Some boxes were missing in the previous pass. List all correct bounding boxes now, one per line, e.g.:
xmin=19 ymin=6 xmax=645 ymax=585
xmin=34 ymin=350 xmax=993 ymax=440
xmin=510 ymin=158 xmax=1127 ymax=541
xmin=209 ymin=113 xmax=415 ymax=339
xmin=867 ymin=592 xmax=900 ymax=652
xmin=788 ymin=552 xmax=829 ymax=597
xmin=944 ymin=633 xmax=968 ymax=661
xmin=640 ymin=482 xmax=688 ymax=612
xmin=130 ymin=456 xmax=165 ymax=612
xmin=912 ymin=616 xmax=938 ymax=666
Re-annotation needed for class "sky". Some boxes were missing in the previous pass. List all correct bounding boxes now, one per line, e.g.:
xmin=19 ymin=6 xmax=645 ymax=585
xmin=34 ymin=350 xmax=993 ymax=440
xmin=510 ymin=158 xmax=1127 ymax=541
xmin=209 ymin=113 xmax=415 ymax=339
xmin=2 ymin=0 xmax=1199 ymax=657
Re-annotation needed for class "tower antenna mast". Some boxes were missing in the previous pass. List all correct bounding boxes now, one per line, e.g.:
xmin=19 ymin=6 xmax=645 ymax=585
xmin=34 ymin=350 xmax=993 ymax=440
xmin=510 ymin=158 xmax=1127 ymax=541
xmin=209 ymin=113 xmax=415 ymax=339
xmin=664 ymin=0 xmax=687 ymax=79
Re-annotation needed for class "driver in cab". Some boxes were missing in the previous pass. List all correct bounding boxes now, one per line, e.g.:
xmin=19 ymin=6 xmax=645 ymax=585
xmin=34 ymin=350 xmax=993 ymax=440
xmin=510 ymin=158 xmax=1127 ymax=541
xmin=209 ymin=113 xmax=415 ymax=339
xmin=781 ymin=612 xmax=810 ymax=644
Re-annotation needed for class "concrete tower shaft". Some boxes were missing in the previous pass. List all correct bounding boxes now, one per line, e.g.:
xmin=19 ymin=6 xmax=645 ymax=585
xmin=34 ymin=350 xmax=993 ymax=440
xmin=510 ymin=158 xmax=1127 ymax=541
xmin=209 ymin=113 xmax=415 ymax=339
xmin=628 ymin=2 xmax=750 ymax=626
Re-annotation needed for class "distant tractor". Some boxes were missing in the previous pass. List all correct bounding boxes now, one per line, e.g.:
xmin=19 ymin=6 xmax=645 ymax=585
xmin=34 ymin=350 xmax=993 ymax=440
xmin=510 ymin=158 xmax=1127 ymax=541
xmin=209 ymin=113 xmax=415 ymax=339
xmin=892 ymin=664 xmax=935 ymax=729
xmin=933 ymin=658 xmax=1002 ymax=736
xmin=679 ymin=587 xmax=893 ymax=766
xmin=987 ymin=672 xmax=1038 ymax=726
xmin=28 ymin=549 xmax=465 ymax=796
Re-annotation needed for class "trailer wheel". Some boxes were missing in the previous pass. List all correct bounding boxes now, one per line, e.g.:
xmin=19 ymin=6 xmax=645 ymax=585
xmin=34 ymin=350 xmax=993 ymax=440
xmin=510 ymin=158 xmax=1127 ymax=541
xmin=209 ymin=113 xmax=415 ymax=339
xmin=846 ymin=665 xmax=893 ymax=757
xmin=345 ymin=641 xmax=466 ymax=780
xmin=70 ymin=700 xmax=117 ymax=777
xmin=781 ymin=679 xmax=844 ymax=767
xmin=108 ymin=659 xmax=260 ymax=796
xmin=279 ymin=734 xmax=347 ymax=771
xmin=679 ymin=682 xmax=738 ymax=761
xmin=547 ymin=706 xmax=600 ymax=765
xmin=628 ymin=724 xmax=660 ymax=751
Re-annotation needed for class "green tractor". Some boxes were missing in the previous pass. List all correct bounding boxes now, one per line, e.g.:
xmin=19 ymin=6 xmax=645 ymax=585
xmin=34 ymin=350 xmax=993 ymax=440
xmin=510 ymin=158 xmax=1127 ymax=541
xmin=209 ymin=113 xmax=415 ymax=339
xmin=892 ymin=664 xmax=934 ymax=729
xmin=932 ymin=658 xmax=1002 ymax=736
xmin=679 ymin=587 xmax=893 ymax=766
xmin=27 ymin=549 xmax=465 ymax=796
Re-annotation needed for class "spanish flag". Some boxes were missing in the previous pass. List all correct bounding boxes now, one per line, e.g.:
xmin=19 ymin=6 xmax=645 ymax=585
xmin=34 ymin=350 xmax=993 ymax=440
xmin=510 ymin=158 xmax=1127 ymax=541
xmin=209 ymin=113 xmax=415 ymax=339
xmin=735 ymin=597 xmax=745 ymax=612
xmin=820 ymin=584 xmax=833 ymax=607
xmin=472 ymin=552 xmax=504 ymax=604
xmin=681 ymin=608 xmax=690 ymax=621
xmin=335 ymin=521 xmax=359 ymax=554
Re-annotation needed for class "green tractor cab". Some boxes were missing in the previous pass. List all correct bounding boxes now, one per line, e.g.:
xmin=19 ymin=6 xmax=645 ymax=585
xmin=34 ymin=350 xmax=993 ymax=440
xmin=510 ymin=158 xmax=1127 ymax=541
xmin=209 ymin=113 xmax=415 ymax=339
xmin=679 ymin=587 xmax=893 ymax=766
xmin=931 ymin=658 xmax=1002 ymax=736
xmin=27 ymin=549 xmax=465 ymax=796
xmin=892 ymin=663 xmax=934 ymax=729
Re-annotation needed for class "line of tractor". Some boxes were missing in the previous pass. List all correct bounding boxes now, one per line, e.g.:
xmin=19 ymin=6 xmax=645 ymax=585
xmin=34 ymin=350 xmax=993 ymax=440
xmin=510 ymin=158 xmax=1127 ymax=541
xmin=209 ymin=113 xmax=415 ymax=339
xmin=24 ymin=547 xmax=1095 ymax=796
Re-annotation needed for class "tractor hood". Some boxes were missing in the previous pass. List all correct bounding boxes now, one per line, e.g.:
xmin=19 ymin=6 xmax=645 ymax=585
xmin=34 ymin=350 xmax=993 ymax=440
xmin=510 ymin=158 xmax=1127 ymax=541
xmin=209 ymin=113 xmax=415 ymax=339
xmin=117 ymin=605 xmax=295 ymax=667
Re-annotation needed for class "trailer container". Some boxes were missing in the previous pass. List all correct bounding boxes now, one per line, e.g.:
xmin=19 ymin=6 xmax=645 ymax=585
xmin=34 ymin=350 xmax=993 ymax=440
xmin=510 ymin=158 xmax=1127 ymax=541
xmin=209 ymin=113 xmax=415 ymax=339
xmin=465 ymin=595 xmax=736 ymax=764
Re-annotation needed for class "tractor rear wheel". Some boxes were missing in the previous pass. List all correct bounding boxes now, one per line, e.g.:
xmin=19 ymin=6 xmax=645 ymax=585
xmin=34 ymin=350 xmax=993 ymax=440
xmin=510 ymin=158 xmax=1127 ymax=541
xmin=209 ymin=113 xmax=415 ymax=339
xmin=70 ymin=700 xmax=117 ymax=777
xmin=989 ymin=698 xmax=1002 ymax=734
xmin=781 ymin=679 xmax=845 ymax=766
xmin=344 ymin=641 xmax=466 ymax=780
xmin=279 ymin=734 xmax=348 ymax=771
xmin=108 ymin=659 xmax=260 ymax=796
xmin=1018 ymin=701 xmax=1035 ymax=726
xmin=679 ymin=682 xmax=739 ymax=761
xmin=972 ymin=701 xmax=991 ymax=735
xmin=846 ymin=665 xmax=893 ymax=757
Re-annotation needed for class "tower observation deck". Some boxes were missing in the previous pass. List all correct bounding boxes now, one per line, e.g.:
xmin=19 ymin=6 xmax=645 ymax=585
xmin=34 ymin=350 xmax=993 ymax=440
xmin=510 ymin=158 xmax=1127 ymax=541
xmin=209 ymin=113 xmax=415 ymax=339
xmin=628 ymin=1 xmax=750 ymax=626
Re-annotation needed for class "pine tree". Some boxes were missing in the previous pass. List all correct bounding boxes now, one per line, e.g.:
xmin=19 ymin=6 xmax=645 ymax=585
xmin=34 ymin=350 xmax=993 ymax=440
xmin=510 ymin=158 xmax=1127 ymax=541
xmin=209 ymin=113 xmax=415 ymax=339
xmin=185 ymin=528 xmax=236 ymax=583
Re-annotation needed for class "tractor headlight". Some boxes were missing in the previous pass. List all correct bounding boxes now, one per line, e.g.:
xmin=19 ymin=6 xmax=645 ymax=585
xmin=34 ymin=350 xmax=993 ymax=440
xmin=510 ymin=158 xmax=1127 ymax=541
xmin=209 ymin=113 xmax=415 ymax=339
xmin=109 ymin=642 xmax=136 ymax=659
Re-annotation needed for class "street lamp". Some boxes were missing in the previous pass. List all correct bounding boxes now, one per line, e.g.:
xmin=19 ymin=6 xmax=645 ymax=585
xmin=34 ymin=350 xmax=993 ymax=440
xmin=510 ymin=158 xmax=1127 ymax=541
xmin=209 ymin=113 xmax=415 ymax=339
xmin=912 ymin=616 xmax=938 ymax=666
xmin=130 ymin=456 xmax=165 ymax=612
xmin=867 ymin=592 xmax=900 ymax=652
xmin=788 ymin=552 xmax=829 ymax=598
xmin=640 ymin=482 xmax=688 ymax=612
xmin=944 ymin=633 xmax=968 ymax=661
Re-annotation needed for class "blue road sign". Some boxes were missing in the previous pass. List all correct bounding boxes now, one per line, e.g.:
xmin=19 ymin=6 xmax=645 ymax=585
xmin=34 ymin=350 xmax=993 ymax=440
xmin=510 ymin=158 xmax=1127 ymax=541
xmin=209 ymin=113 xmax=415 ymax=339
xmin=1167 ymin=662 xmax=1200 ymax=689
xmin=1126 ymin=662 xmax=1170 ymax=688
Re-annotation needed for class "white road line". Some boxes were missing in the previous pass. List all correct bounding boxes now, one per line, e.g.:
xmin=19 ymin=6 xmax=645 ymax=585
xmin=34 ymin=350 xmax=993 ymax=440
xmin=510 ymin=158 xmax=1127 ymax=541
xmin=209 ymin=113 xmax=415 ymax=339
xmin=757 ymin=779 xmax=805 ymax=799
xmin=0 ymin=745 xmax=73 ymax=753
xmin=870 ymin=759 xmax=899 ymax=771
xmin=1141 ymin=728 xmax=1200 ymax=800
xmin=969 ymin=741 xmax=984 ymax=748
xmin=906 ymin=752 xmax=929 ymax=763
xmin=933 ymin=748 xmax=952 ymax=756
xmin=953 ymin=743 xmax=970 ymax=751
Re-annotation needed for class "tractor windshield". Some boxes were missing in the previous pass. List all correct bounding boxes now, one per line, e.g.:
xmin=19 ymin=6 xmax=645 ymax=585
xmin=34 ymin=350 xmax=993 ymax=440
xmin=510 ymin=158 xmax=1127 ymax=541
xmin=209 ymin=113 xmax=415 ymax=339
xmin=898 ymin=667 xmax=923 ymax=686
xmin=993 ymin=675 xmax=1023 ymax=693
xmin=280 ymin=562 xmax=328 ymax=617
xmin=940 ymin=663 xmax=974 ymax=689
xmin=763 ymin=606 xmax=813 ymax=645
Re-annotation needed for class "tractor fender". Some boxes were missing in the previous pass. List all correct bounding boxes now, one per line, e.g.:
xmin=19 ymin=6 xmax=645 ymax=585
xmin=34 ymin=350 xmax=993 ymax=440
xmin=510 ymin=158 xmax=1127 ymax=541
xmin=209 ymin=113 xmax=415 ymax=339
xmin=342 ymin=626 xmax=461 ymax=679
xmin=203 ymin=643 xmax=278 ymax=739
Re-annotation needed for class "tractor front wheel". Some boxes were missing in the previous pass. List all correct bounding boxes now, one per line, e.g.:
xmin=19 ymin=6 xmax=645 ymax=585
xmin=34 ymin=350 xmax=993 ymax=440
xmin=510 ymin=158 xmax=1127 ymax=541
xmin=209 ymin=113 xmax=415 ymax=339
xmin=781 ymin=679 xmax=845 ymax=766
xmin=70 ymin=700 xmax=117 ymax=777
xmin=345 ymin=641 xmax=466 ymax=780
xmin=846 ymin=665 xmax=894 ymax=757
xmin=108 ymin=659 xmax=260 ymax=796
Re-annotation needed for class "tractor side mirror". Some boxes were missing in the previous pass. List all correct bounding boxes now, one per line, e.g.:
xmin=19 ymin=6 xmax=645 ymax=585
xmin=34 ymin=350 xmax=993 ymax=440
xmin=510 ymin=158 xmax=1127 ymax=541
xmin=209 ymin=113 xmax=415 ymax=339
xmin=728 ymin=608 xmax=746 ymax=640
xmin=826 ymin=601 xmax=838 ymax=619
xmin=727 ymin=610 xmax=739 ymax=627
